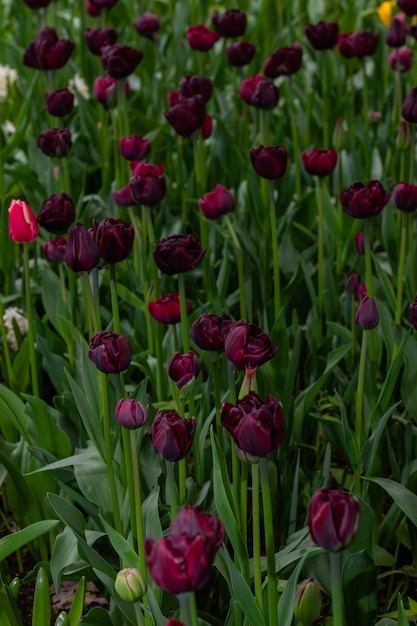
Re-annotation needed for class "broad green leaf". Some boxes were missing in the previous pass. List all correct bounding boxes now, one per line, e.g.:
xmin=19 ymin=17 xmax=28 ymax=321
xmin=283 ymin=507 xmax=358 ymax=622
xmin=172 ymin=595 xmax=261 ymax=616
xmin=343 ymin=550 xmax=378 ymax=626
xmin=101 ymin=517 xmax=141 ymax=571
xmin=365 ymin=478 xmax=417 ymax=527
xmin=220 ymin=546 xmax=265 ymax=626
xmin=0 ymin=520 xmax=58 ymax=562
xmin=68 ymin=577 xmax=85 ymax=626
xmin=0 ymin=384 xmax=31 ymax=442
xmin=80 ymin=607 xmax=114 ymax=626
xmin=398 ymin=594 xmax=409 ymax=626
xmin=32 ymin=567 xmax=51 ymax=626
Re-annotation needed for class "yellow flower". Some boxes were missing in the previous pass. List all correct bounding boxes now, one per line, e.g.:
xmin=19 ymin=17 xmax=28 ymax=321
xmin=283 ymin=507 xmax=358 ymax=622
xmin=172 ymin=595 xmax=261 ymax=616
xmin=377 ymin=0 xmax=396 ymax=26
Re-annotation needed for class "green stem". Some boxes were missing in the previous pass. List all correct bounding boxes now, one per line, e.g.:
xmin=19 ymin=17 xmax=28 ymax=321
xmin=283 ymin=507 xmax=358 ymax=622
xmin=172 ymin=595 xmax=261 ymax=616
xmin=317 ymin=178 xmax=325 ymax=338
xmin=82 ymin=272 xmax=100 ymax=334
xmin=166 ymin=460 xmax=179 ymax=520
xmin=130 ymin=429 xmax=146 ymax=580
xmin=363 ymin=219 xmax=373 ymax=298
xmin=23 ymin=245 xmax=39 ymax=397
xmin=178 ymin=273 xmax=190 ymax=353
xmin=109 ymin=264 xmax=120 ymax=332
xmin=395 ymin=212 xmax=409 ymax=326
xmin=269 ymin=181 xmax=280 ymax=321
xmin=259 ymin=457 xmax=277 ymax=626
xmin=322 ymin=52 xmax=329 ymax=148
xmin=212 ymin=354 xmax=224 ymax=448
xmin=121 ymin=427 xmax=137 ymax=544
xmin=251 ymin=463 xmax=263 ymax=611
xmin=179 ymin=457 xmax=187 ymax=506
xmin=329 ymin=552 xmax=344 ymax=626
xmin=354 ymin=330 xmax=368 ymax=497
xmin=224 ymin=215 xmax=246 ymax=320
xmin=0 ymin=296 xmax=13 ymax=387
xmin=287 ymin=77 xmax=302 ymax=200
xmin=178 ymin=591 xmax=199 ymax=626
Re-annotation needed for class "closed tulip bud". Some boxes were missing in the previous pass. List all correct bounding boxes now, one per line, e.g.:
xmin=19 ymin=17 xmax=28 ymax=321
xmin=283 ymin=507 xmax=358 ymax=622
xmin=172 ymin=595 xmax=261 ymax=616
xmin=129 ymin=162 xmax=166 ymax=206
xmin=226 ymin=41 xmax=255 ymax=67
xmin=263 ymin=43 xmax=303 ymax=78
xmin=150 ymin=410 xmax=196 ymax=461
xmin=201 ymin=113 xmax=213 ymax=139
xmin=190 ymin=312 xmax=233 ymax=351
xmin=355 ymin=295 xmax=379 ymax=329
xmin=238 ymin=74 xmax=279 ymax=110
xmin=250 ymin=144 xmax=287 ymax=180
xmin=186 ymin=24 xmax=220 ymax=51
xmin=305 ymin=21 xmax=339 ymax=50
xmin=402 ymin=86 xmax=417 ymax=123
xmin=386 ymin=17 xmax=407 ymax=48
xmin=8 ymin=199 xmax=39 ymax=243
xmin=88 ymin=331 xmax=132 ymax=374
xmin=119 ymin=135 xmax=150 ymax=161
xmin=340 ymin=180 xmax=391 ymax=219
xmin=345 ymin=272 xmax=360 ymax=294
xmin=43 ymin=236 xmax=67 ymax=263
xmin=65 ymin=223 xmax=100 ymax=272
xmin=397 ymin=121 xmax=410 ymax=150
xmin=212 ymin=9 xmax=247 ymax=37
xmin=166 ymin=621 xmax=185 ymax=626
xmin=101 ymin=44 xmax=143 ymax=79
xmin=389 ymin=47 xmax=412 ymax=73
xmin=112 ymin=184 xmax=135 ymax=207
xmin=356 ymin=282 xmax=367 ymax=300
xmin=38 ymin=192 xmax=75 ymax=234
xmin=332 ymin=118 xmax=346 ymax=151
xmin=115 ymin=398 xmax=147 ymax=429
xmin=393 ymin=182 xmax=417 ymax=212
xmin=84 ymin=27 xmax=118 ymax=56
xmin=164 ymin=94 xmax=206 ymax=137
xmin=92 ymin=217 xmax=134 ymax=263
xmin=133 ymin=12 xmax=160 ymax=39
xmin=198 ymin=184 xmax=236 ymax=219
xmin=148 ymin=293 xmax=187 ymax=325
xmin=409 ymin=293 xmax=417 ymax=329
xmin=354 ymin=231 xmax=366 ymax=254
xmin=398 ymin=0 xmax=417 ymax=16
xmin=337 ymin=32 xmax=355 ymax=58
xmin=115 ymin=568 xmax=146 ymax=602
xmin=179 ymin=75 xmax=213 ymax=102
xmin=308 ymin=488 xmax=360 ymax=551
xmin=302 ymin=148 xmax=337 ymax=177
xmin=153 ymin=234 xmax=206 ymax=275
xmin=45 ymin=88 xmax=74 ymax=117
xmin=23 ymin=27 xmax=75 ymax=70
xmin=294 ymin=579 xmax=322 ymax=625
xmin=351 ymin=30 xmax=379 ymax=57
xmin=225 ymin=319 xmax=277 ymax=370
xmin=94 ymin=75 xmax=130 ymax=109
xmin=168 ymin=351 xmax=200 ymax=389
xmin=37 ymin=128 xmax=72 ymax=158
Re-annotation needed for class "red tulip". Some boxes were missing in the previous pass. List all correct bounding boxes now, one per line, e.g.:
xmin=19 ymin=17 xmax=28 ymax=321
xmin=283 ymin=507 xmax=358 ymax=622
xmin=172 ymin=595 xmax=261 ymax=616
xmin=8 ymin=199 xmax=39 ymax=243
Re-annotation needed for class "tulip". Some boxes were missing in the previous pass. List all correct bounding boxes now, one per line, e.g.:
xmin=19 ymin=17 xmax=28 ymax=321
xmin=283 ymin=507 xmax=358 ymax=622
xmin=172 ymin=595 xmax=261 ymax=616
xmin=190 ymin=312 xmax=233 ymax=351
xmin=224 ymin=319 xmax=277 ymax=370
xmin=92 ymin=217 xmax=134 ymax=263
xmin=129 ymin=162 xmax=166 ymax=206
xmin=402 ymin=86 xmax=417 ymax=123
xmin=133 ymin=12 xmax=161 ymax=39
xmin=43 ymin=237 xmax=67 ymax=263
xmin=179 ymin=75 xmax=213 ymax=102
xmin=201 ymin=114 xmax=213 ymax=139
xmin=350 ymin=30 xmax=379 ymax=57
xmin=145 ymin=505 xmax=224 ymax=593
xmin=115 ymin=398 xmax=147 ymax=429
xmin=93 ymin=75 xmax=130 ymax=109
xmin=212 ymin=9 xmax=247 ymax=37
xmin=37 ymin=192 xmax=75 ymax=234
xmin=345 ymin=273 xmax=360 ymax=294
xmin=119 ymin=135 xmax=150 ymax=161
xmin=148 ymin=293 xmax=187 ymax=324
xmin=112 ymin=184 xmax=135 ymax=207
xmin=86 ymin=0 xmax=101 ymax=16
xmin=355 ymin=296 xmax=379 ymax=329
xmin=115 ymin=568 xmax=146 ymax=602
xmin=226 ymin=41 xmax=255 ymax=67
xmin=302 ymin=148 xmax=337 ymax=177
xmin=221 ymin=391 xmax=284 ymax=458
xmin=101 ymin=44 xmax=143 ymax=79
xmin=37 ymin=128 xmax=72 ymax=158
xmin=393 ymin=182 xmax=417 ymax=212
xmin=88 ymin=0 xmax=118 ymax=10
xmin=238 ymin=74 xmax=279 ymax=110
xmin=168 ymin=351 xmax=200 ymax=389
xmin=340 ymin=180 xmax=391 ymax=219
xmin=88 ymin=331 xmax=132 ymax=374
xmin=149 ymin=410 xmax=196 ymax=461
xmin=186 ymin=24 xmax=220 ymax=51
xmin=166 ymin=621 xmax=185 ymax=626
xmin=409 ymin=293 xmax=417 ymax=329
xmin=263 ymin=43 xmax=303 ymax=78
xmin=250 ymin=144 xmax=288 ymax=180
xmin=198 ymin=184 xmax=235 ymax=219
xmin=23 ymin=27 xmax=75 ymax=70
xmin=44 ymin=88 xmax=74 ymax=117
xmin=153 ymin=234 xmax=206 ymax=275
xmin=389 ymin=48 xmax=413 ymax=73
xmin=8 ymin=199 xmax=39 ymax=243
xmin=308 ymin=488 xmax=360 ymax=551
xmin=305 ymin=21 xmax=339 ymax=50
xmin=294 ymin=579 xmax=322 ymax=625
xmin=65 ymin=223 xmax=100 ymax=272
xmin=354 ymin=231 xmax=366 ymax=255
xmin=356 ymin=283 xmax=367 ymax=300
xmin=337 ymin=32 xmax=355 ymax=58
xmin=332 ymin=118 xmax=346 ymax=151
xmin=386 ymin=17 xmax=407 ymax=48
xmin=23 ymin=0 xmax=52 ymax=7
xmin=84 ymin=27 xmax=118 ymax=55
xmin=164 ymin=94 xmax=206 ymax=137
xmin=398 ymin=0 xmax=417 ymax=16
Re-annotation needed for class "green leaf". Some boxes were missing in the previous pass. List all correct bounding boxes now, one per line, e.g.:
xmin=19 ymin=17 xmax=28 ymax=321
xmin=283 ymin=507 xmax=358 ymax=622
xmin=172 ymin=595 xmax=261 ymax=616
xmin=0 ymin=384 xmax=31 ymax=442
xmin=278 ymin=548 xmax=312 ymax=626
xmin=0 ymin=521 xmax=59 ymax=562
xmin=365 ymin=477 xmax=417 ymax=527
xmin=343 ymin=550 xmax=378 ymax=626
xmin=398 ymin=593 xmax=409 ymax=626
xmin=100 ymin=517 xmax=141 ymax=571
xmin=80 ymin=607 xmax=114 ymax=626
xmin=68 ymin=577 xmax=85 ymax=626
xmin=32 ymin=567 xmax=51 ymax=626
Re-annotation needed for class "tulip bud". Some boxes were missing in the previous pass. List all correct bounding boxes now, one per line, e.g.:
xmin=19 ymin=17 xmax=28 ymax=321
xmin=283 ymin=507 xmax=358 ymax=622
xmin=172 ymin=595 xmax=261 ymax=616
xmin=263 ymin=43 xmax=303 ymax=78
xmin=305 ymin=21 xmax=339 ymax=50
xmin=65 ymin=223 xmax=100 ymax=272
xmin=212 ymin=9 xmax=247 ymax=37
xmin=166 ymin=621 xmax=185 ymax=626
xmin=302 ymin=148 xmax=338 ymax=177
xmin=115 ymin=398 xmax=147 ymax=429
xmin=354 ymin=231 xmax=366 ymax=255
xmin=179 ymin=75 xmax=213 ymax=102
xmin=84 ymin=27 xmax=118 ymax=56
xmin=153 ymin=234 xmax=206 ymax=275
xmin=386 ymin=17 xmax=407 ymax=48
xmin=409 ymin=293 xmax=417 ymax=329
xmin=186 ymin=24 xmax=220 ymax=51
xmin=94 ymin=75 xmax=130 ymax=109
xmin=101 ymin=44 xmax=143 ymax=80
xmin=129 ymin=162 xmax=166 ymax=207
xmin=8 ymin=199 xmax=39 ymax=243
xmin=37 ymin=128 xmax=72 ymax=158
xmin=148 ymin=293 xmax=187 ymax=325
xmin=133 ymin=12 xmax=161 ymax=39
xmin=389 ymin=47 xmax=413 ymax=73
xmin=355 ymin=296 xmax=379 ymax=329
xmin=115 ymin=568 xmax=146 ymax=602
xmin=43 ymin=236 xmax=67 ymax=263
xmin=308 ymin=487 xmax=360 ymax=552
xmin=198 ymin=184 xmax=236 ymax=219
xmin=150 ymin=410 xmax=196 ymax=461
xmin=190 ymin=312 xmax=232 ymax=351
xmin=238 ymin=74 xmax=279 ymax=110
xmin=164 ymin=95 xmax=206 ymax=137
xmin=226 ymin=41 xmax=255 ymax=67
xmin=88 ymin=331 xmax=132 ymax=374
xmin=38 ymin=192 xmax=75 ymax=234
xmin=250 ymin=145 xmax=288 ymax=180
xmin=398 ymin=0 xmax=417 ymax=16
xmin=393 ymin=182 xmax=417 ymax=212
xmin=168 ymin=350 xmax=200 ymax=389
xmin=345 ymin=273 xmax=360 ymax=295
xmin=91 ymin=217 xmax=134 ymax=264
xmin=294 ymin=578 xmax=322 ymax=625
xmin=119 ymin=135 xmax=150 ymax=161
xmin=332 ymin=118 xmax=346 ymax=151
xmin=402 ymin=86 xmax=417 ymax=124
xmin=45 ymin=88 xmax=74 ymax=117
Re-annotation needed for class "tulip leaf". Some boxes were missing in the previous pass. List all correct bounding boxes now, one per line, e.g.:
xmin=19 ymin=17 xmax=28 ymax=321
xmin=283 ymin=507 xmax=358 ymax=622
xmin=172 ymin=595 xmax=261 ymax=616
xmin=365 ymin=477 xmax=417 ymax=527
xmin=80 ymin=607 xmax=114 ymax=626
xmin=32 ymin=567 xmax=51 ymax=626
xmin=342 ymin=550 xmax=378 ymax=626
xmin=277 ymin=548 xmax=312 ymax=626
xmin=68 ymin=577 xmax=85 ymax=626
xmin=398 ymin=593 xmax=409 ymax=626
xmin=0 ymin=520 xmax=59 ymax=562
xmin=100 ymin=517 xmax=141 ymax=571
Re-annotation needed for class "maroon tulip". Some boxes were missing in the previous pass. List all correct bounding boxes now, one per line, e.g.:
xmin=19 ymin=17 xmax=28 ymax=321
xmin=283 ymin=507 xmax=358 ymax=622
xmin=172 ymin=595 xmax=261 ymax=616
xmin=145 ymin=505 xmax=224 ymax=593
xmin=354 ymin=231 xmax=366 ymax=255
xmin=402 ymin=86 xmax=417 ymax=123
xmin=250 ymin=145 xmax=288 ymax=180
xmin=345 ymin=273 xmax=360 ymax=295
xmin=168 ymin=350 xmax=200 ymax=389
xmin=198 ymin=184 xmax=235 ymax=219
xmin=409 ymin=293 xmax=417 ymax=328
xmin=88 ymin=0 xmax=118 ymax=9
xmin=337 ymin=33 xmax=355 ymax=58
xmin=355 ymin=296 xmax=379 ymax=329
xmin=112 ymin=184 xmax=135 ymax=207
xmin=93 ymin=75 xmax=130 ymax=108
xmin=133 ymin=12 xmax=161 ymax=39
xmin=148 ymin=293 xmax=188 ymax=324
xmin=43 ymin=236 xmax=67 ymax=263
xmin=221 ymin=391 xmax=284 ymax=458
xmin=129 ymin=162 xmax=166 ymax=206
xmin=166 ymin=621 xmax=185 ymax=626
xmin=101 ymin=44 xmax=143 ymax=79
xmin=238 ymin=74 xmax=279 ymax=110
xmin=65 ymin=223 xmax=100 ymax=272
xmin=164 ymin=94 xmax=206 ymax=137
xmin=308 ymin=488 xmax=360 ymax=552
xmin=201 ymin=114 xmax=213 ymax=139
xmin=119 ymin=135 xmax=150 ymax=161
xmin=37 ymin=128 xmax=72 ymax=158
xmin=190 ymin=312 xmax=233 ymax=351
xmin=263 ymin=43 xmax=303 ymax=78
xmin=393 ymin=182 xmax=417 ymax=212
xmin=389 ymin=47 xmax=412 ymax=73
xmin=86 ymin=0 xmax=101 ymax=16
xmin=23 ymin=27 xmax=75 ymax=70
xmin=356 ymin=283 xmax=367 ymax=300
xmin=150 ymin=410 xmax=196 ymax=461
xmin=305 ymin=21 xmax=339 ymax=50
xmin=153 ymin=234 xmax=206 ymax=275
xmin=386 ymin=17 xmax=407 ymax=48
xmin=226 ymin=41 xmax=255 ymax=67
xmin=115 ymin=398 xmax=147 ymax=429
xmin=179 ymin=75 xmax=213 ymax=102
xmin=23 ymin=0 xmax=52 ymax=7
xmin=92 ymin=217 xmax=134 ymax=263
xmin=350 ymin=30 xmax=379 ymax=57
xmin=88 ymin=331 xmax=132 ymax=374
xmin=186 ymin=24 xmax=220 ymax=51
xmin=84 ymin=27 xmax=118 ymax=55
xmin=340 ymin=180 xmax=391 ymax=219
xmin=398 ymin=0 xmax=417 ymax=16
xmin=225 ymin=319 xmax=277 ymax=370
xmin=38 ymin=192 xmax=75 ymax=233
xmin=302 ymin=148 xmax=337 ymax=177
xmin=45 ymin=88 xmax=74 ymax=117
xmin=212 ymin=9 xmax=247 ymax=38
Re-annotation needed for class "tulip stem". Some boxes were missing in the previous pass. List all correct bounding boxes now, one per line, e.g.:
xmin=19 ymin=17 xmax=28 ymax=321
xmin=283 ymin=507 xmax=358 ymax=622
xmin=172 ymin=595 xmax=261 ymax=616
xmin=251 ymin=462 xmax=263 ymax=611
xmin=395 ymin=212 xmax=409 ymax=327
xmin=212 ymin=355 xmax=224 ymax=448
xmin=130 ymin=429 xmax=146 ymax=580
xmin=354 ymin=329 xmax=368 ymax=497
xmin=259 ymin=457 xmax=278 ymax=626
xmin=287 ymin=77 xmax=302 ymax=200
xmin=0 ymin=297 xmax=12 ymax=388
xmin=166 ymin=460 xmax=179 ymax=520
xmin=269 ymin=182 xmax=281 ymax=321
xmin=23 ymin=245 xmax=39 ymax=397
xmin=178 ymin=591 xmax=199 ymax=626
xmin=363 ymin=219 xmax=377 ymax=409
xmin=317 ymin=178 xmax=325 ymax=339
xmin=82 ymin=272 xmax=100 ymax=334
xmin=109 ymin=264 xmax=121 ymax=332
xmin=329 ymin=552 xmax=345 ymax=626
xmin=225 ymin=215 xmax=246 ymax=320
xmin=322 ymin=52 xmax=329 ymax=148
xmin=178 ymin=273 xmax=190 ymax=353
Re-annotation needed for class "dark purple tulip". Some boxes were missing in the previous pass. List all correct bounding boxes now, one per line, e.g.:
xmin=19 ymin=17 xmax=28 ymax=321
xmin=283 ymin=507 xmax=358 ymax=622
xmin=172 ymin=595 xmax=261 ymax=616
xmin=337 ymin=33 xmax=355 ymax=58
xmin=355 ymin=296 xmax=379 ymax=329
xmin=112 ymin=184 xmax=135 ymax=207
xmin=225 ymin=319 xmax=277 ymax=370
xmin=92 ymin=217 xmax=134 ymax=263
xmin=393 ymin=182 xmax=417 ymax=212
xmin=23 ymin=27 xmax=75 ymax=70
xmin=129 ymin=162 xmax=166 ymax=207
xmin=150 ymin=410 xmax=196 ymax=461
xmin=350 ymin=30 xmax=379 ymax=57
xmin=402 ymin=86 xmax=417 ymax=123
xmin=179 ymin=75 xmax=213 ymax=102
xmin=221 ymin=391 xmax=284 ymax=458
xmin=186 ymin=24 xmax=220 ymax=51
xmin=101 ymin=44 xmax=143 ymax=79
xmin=305 ymin=21 xmax=339 ymax=50
xmin=389 ymin=48 xmax=412 ymax=73
xmin=37 ymin=128 xmax=72 ymax=158
xmin=409 ymin=293 xmax=417 ymax=328
xmin=201 ymin=114 xmax=213 ymax=139
xmin=354 ymin=231 xmax=366 ymax=255
xmin=356 ymin=283 xmax=367 ymax=300
xmin=38 ymin=192 xmax=75 ymax=234
xmin=238 ymin=74 xmax=279 ymax=110
xmin=250 ymin=145 xmax=288 ymax=180
xmin=84 ymin=27 xmax=118 ymax=55
xmin=386 ymin=17 xmax=407 ymax=48
xmin=164 ymin=94 xmax=206 ymax=137
xmin=65 ymin=223 xmax=100 ymax=272
xmin=148 ymin=293 xmax=188 ymax=324
xmin=88 ymin=0 xmax=118 ymax=10
xmin=23 ymin=0 xmax=52 ymax=7
xmin=198 ymin=184 xmax=235 ymax=219
xmin=398 ymin=0 xmax=417 ymax=16
xmin=43 ymin=236 xmax=67 ymax=263
xmin=119 ymin=135 xmax=150 ymax=161
xmin=345 ymin=273 xmax=360 ymax=294
xmin=115 ymin=398 xmax=147 ymax=429
xmin=226 ymin=41 xmax=255 ymax=67
xmin=340 ymin=181 xmax=391 ymax=219
xmin=133 ymin=12 xmax=160 ymax=39
xmin=308 ymin=488 xmax=360 ymax=552
xmin=212 ymin=9 xmax=247 ymax=37
xmin=88 ymin=331 xmax=132 ymax=374
xmin=302 ymin=148 xmax=338 ymax=177
xmin=145 ymin=505 xmax=224 ymax=593
xmin=86 ymin=0 xmax=101 ymax=16
xmin=263 ymin=43 xmax=303 ymax=78
xmin=168 ymin=351 xmax=200 ymax=389
xmin=94 ymin=75 xmax=130 ymax=109
xmin=44 ymin=88 xmax=74 ymax=117
xmin=153 ymin=234 xmax=206 ymax=275
xmin=190 ymin=312 xmax=233 ymax=352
